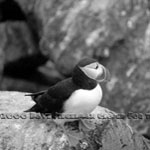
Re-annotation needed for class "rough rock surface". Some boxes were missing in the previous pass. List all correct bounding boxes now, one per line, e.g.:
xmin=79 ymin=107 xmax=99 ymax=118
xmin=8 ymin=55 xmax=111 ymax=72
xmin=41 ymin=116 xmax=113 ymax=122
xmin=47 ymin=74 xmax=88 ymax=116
xmin=0 ymin=91 xmax=150 ymax=150
xmin=15 ymin=0 xmax=150 ymax=75
xmin=101 ymin=1 xmax=150 ymax=137
xmin=14 ymin=0 xmax=127 ymax=75
xmin=0 ymin=21 xmax=37 ymax=64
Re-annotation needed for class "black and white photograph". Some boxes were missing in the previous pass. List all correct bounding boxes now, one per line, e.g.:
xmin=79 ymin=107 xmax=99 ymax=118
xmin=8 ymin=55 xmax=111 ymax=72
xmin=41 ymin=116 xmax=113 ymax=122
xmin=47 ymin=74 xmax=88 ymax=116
xmin=0 ymin=0 xmax=150 ymax=149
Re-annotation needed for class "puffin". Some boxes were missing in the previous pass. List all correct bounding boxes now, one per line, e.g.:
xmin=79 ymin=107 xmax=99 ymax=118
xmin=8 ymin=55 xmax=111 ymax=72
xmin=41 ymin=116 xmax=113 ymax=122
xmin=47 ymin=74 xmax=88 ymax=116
xmin=25 ymin=57 xmax=110 ymax=145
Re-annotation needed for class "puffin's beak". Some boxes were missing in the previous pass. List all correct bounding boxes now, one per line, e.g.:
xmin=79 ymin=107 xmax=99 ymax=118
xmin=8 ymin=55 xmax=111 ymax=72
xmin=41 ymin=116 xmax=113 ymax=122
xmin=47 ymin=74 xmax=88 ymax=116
xmin=96 ymin=64 xmax=111 ymax=83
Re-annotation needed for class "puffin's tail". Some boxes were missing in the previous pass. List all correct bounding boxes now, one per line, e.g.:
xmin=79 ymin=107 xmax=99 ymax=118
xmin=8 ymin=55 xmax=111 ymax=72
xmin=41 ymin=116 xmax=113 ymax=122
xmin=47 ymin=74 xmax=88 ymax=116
xmin=25 ymin=90 xmax=46 ymax=104
xmin=24 ymin=104 xmax=42 ymax=113
xmin=25 ymin=90 xmax=45 ymax=98
xmin=24 ymin=90 xmax=46 ymax=113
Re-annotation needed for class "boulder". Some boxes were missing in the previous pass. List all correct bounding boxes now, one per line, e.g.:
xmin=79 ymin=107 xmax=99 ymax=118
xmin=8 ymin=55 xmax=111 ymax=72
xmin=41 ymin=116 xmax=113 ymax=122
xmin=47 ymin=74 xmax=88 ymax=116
xmin=0 ymin=91 xmax=149 ymax=150
xmin=0 ymin=22 xmax=38 ymax=64
xmin=14 ymin=0 xmax=128 ymax=75
xmin=102 ymin=1 xmax=150 ymax=138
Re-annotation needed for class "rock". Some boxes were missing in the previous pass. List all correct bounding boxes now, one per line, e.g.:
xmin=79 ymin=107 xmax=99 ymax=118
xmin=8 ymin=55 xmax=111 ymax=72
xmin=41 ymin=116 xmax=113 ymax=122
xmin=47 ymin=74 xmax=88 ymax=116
xmin=14 ymin=0 xmax=127 ymax=75
xmin=0 ymin=21 xmax=51 ymax=89
xmin=102 ymin=0 xmax=150 ymax=138
xmin=0 ymin=20 xmax=61 ymax=87
xmin=0 ymin=21 xmax=37 ymax=64
xmin=14 ymin=0 xmax=150 ymax=75
xmin=0 ymin=91 xmax=149 ymax=150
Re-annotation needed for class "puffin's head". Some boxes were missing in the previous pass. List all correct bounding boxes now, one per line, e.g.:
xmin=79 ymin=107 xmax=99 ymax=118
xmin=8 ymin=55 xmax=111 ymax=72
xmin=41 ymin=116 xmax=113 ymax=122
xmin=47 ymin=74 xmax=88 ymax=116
xmin=77 ymin=58 xmax=111 ymax=82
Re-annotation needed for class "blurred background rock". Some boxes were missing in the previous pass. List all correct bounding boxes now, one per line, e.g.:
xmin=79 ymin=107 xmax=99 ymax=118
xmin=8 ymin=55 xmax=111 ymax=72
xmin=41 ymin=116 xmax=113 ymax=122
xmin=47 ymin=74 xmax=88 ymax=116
xmin=0 ymin=0 xmax=150 ymax=140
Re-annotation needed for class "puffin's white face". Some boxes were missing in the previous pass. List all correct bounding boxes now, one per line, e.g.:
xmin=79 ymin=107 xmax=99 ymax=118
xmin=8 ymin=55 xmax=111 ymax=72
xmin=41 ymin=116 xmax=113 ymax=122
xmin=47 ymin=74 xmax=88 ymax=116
xmin=80 ymin=62 xmax=110 ymax=82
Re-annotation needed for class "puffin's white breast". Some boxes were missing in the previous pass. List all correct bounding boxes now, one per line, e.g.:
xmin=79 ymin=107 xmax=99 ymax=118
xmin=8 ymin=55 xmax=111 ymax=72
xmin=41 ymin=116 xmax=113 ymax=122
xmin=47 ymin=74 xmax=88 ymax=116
xmin=63 ymin=84 xmax=102 ymax=114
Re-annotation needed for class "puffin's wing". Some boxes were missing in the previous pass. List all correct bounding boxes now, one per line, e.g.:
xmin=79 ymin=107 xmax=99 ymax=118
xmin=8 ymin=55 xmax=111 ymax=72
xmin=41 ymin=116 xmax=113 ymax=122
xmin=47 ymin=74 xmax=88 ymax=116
xmin=46 ymin=78 xmax=78 ymax=100
xmin=25 ymin=78 xmax=78 ymax=113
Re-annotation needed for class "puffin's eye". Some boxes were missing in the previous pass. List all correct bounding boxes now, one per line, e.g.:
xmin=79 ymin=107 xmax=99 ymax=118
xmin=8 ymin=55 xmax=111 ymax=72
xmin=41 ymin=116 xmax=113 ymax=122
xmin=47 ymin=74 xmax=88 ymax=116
xmin=95 ymin=64 xmax=99 ymax=69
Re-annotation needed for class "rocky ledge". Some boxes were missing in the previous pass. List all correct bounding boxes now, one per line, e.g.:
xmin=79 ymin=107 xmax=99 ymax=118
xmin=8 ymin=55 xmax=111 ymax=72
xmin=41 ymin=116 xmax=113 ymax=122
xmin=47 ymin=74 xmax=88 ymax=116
xmin=0 ymin=91 xmax=149 ymax=150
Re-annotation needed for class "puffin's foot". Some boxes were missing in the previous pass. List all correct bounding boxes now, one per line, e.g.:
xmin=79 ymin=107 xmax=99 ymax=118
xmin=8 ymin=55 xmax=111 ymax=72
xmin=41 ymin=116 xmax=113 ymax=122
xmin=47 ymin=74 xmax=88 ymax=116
xmin=61 ymin=125 xmax=83 ymax=147
xmin=79 ymin=119 xmax=96 ymax=132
